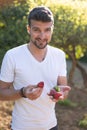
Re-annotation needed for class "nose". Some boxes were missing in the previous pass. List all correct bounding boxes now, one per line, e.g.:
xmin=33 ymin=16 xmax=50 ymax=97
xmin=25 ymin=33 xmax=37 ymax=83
xmin=39 ymin=32 xmax=46 ymax=40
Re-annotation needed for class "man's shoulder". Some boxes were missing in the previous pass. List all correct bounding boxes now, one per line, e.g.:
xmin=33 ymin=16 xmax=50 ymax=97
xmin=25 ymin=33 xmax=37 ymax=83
xmin=7 ymin=44 xmax=27 ymax=54
xmin=48 ymin=45 xmax=65 ymax=55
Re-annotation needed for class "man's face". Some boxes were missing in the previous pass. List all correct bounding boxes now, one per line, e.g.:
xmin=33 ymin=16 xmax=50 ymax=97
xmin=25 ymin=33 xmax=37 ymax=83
xmin=27 ymin=20 xmax=54 ymax=49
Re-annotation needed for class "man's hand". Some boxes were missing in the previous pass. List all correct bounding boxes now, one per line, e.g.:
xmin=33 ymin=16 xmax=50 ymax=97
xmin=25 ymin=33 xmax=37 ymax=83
xmin=59 ymin=85 xmax=71 ymax=99
xmin=23 ymin=86 xmax=43 ymax=100
xmin=23 ymin=82 xmax=44 ymax=100
xmin=48 ymin=85 xmax=71 ymax=102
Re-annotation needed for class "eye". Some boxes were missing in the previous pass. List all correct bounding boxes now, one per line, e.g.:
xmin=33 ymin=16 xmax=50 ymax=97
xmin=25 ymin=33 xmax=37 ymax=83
xmin=34 ymin=29 xmax=38 ymax=31
xmin=45 ymin=28 xmax=51 ymax=32
xmin=33 ymin=28 xmax=40 ymax=32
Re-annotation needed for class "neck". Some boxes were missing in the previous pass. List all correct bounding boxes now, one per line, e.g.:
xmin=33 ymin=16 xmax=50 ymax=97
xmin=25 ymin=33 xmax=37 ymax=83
xmin=27 ymin=43 xmax=47 ymax=62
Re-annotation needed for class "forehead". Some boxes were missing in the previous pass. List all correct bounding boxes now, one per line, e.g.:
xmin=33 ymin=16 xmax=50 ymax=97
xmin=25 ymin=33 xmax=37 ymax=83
xmin=30 ymin=20 xmax=53 ymax=29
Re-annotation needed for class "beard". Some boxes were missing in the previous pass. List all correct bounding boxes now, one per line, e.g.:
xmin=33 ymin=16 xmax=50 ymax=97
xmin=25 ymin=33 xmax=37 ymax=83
xmin=30 ymin=38 xmax=48 ymax=49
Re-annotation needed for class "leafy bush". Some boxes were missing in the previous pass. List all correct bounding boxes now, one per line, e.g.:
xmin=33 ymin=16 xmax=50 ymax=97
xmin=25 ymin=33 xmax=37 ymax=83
xmin=0 ymin=1 xmax=29 ymax=65
xmin=78 ymin=114 xmax=87 ymax=128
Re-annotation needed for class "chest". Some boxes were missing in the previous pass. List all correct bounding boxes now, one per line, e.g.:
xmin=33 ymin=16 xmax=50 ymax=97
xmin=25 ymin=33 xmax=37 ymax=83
xmin=14 ymin=56 xmax=61 ymax=87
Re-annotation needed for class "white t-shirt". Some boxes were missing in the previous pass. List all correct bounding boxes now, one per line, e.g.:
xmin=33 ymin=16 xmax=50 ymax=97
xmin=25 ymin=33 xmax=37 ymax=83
xmin=0 ymin=44 xmax=67 ymax=130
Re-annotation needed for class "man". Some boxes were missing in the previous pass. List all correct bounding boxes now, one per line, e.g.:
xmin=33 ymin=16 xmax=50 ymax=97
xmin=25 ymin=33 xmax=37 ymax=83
xmin=0 ymin=6 xmax=71 ymax=130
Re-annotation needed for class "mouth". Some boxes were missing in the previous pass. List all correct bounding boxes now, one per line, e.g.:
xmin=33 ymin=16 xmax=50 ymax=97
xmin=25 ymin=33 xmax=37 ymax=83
xmin=32 ymin=38 xmax=48 ymax=49
xmin=36 ymin=38 xmax=47 ymax=42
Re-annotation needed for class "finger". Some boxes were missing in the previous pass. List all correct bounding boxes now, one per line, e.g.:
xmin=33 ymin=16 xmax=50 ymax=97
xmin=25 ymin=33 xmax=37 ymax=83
xmin=30 ymin=88 xmax=43 ymax=99
xmin=49 ymin=96 xmax=54 ymax=100
xmin=63 ymin=86 xmax=71 ymax=91
xmin=59 ymin=95 xmax=64 ymax=100
xmin=29 ymin=85 xmax=37 ymax=91
xmin=52 ymin=98 xmax=58 ymax=102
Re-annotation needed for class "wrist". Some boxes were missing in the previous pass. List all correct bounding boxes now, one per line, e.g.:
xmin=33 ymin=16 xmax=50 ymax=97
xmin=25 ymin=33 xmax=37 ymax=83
xmin=20 ymin=87 xmax=26 ymax=98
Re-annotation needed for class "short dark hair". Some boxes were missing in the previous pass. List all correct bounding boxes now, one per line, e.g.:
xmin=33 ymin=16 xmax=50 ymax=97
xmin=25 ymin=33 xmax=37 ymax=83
xmin=28 ymin=6 xmax=54 ymax=26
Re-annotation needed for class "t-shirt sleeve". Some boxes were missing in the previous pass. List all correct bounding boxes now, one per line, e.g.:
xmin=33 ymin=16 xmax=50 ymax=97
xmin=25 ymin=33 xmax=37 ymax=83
xmin=58 ymin=52 xmax=67 ymax=77
xmin=0 ymin=51 xmax=15 ymax=82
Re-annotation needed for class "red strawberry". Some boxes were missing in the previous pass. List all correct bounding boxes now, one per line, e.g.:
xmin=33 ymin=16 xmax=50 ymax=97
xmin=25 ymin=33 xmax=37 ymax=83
xmin=49 ymin=89 xmax=62 ymax=100
xmin=48 ymin=89 xmax=56 ymax=96
xmin=37 ymin=81 xmax=44 ymax=88
xmin=54 ymin=92 xmax=62 ymax=100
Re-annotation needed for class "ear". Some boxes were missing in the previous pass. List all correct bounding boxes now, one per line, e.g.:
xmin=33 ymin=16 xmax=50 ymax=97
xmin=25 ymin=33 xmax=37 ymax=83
xmin=27 ymin=25 xmax=30 ymax=34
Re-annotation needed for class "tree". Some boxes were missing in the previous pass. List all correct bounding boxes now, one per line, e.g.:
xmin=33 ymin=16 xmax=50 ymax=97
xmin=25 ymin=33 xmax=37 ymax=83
xmin=0 ymin=0 xmax=29 ymax=64
xmin=50 ymin=2 xmax=87 ymax=87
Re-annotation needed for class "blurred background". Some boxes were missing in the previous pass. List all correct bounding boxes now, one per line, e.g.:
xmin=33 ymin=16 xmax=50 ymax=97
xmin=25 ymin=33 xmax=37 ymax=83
xmin=0 ymin=0 xmax=87 ymax=130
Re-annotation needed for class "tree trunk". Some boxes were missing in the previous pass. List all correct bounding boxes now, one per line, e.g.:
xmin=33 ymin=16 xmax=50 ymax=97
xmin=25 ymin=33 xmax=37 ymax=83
xmin=68 ymin=59 xmax=76 ymax=86
xmin=65 ymin=47 xmax=77 ymax=86
xmin=76 ymin=62 xmax=87 ymax=88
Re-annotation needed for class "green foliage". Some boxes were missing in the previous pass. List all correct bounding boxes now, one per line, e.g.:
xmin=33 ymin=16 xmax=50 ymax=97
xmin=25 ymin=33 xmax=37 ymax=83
xmin=50 ymin=2 xmax=87 ymax=60
xmin=26 ymin=0 xmax=50 ymax=9
xmin=58 ymin=99 xmax=78 ymax=107
xmin=78 ymin=114 xmax=87 ymax=128
xmin=0 ymin=1 xmax=29 ymax=64
xmin=80 ymin=54 xmax=87 ymax=63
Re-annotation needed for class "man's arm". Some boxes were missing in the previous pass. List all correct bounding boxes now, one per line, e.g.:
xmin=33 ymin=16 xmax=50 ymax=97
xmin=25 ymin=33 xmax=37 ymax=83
xmin=0 ymin=80 xmax=44 ymax=101
xmin=0 ymin=80 xmax=21 ymax=101
xmin=57 ymin=76 xmax=67 ymax=85
xmin=57 ymin=76 xmax=71 ymax=100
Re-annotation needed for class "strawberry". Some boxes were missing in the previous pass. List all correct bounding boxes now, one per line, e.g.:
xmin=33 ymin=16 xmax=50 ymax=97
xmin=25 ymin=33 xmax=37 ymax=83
xmin=48 ymin=89 xmax=62 ymax=100
xmin=53 ymin=92 xmax=62 ymax=100
xmin=37 ymin=81 xmax=44 ymax=88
